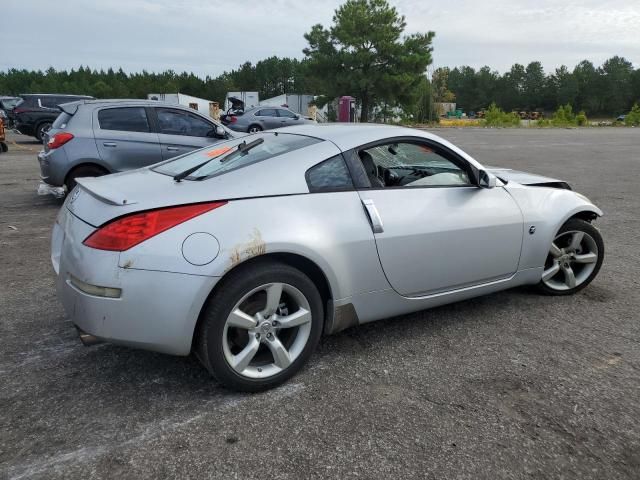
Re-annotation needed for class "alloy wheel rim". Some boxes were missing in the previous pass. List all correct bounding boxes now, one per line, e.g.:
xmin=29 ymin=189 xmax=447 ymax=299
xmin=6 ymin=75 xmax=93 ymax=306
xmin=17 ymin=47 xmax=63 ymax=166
xmin=542 ymin=230 xmax=598 ymax=291
xmin=222 ymin=282 xmax=312 ymax=379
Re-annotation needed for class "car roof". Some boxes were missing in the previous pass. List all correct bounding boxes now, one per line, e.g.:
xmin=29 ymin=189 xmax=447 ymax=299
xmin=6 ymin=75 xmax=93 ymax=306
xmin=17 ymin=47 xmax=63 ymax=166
xmin=247 ymin=106 xmax=289 ymax=112
xmin=66 ymin=99 xmax=204 ymax=108
xmin=276 ymin=123 xmax=483 ymax=168
xmin=19 ymin=93 xmax=92 ymax=98
xmin=277 ymin=123 xmax=434 ymax=149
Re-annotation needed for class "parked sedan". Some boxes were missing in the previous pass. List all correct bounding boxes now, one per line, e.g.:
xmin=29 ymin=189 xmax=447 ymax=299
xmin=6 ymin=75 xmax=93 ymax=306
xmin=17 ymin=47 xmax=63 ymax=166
xmin=52 ymin=124 xmax=604 ymax=391
xmin=225 ymin=106 xmax=315 ymax=133
xmin=38 ymin=99 xmax=234 ymax=197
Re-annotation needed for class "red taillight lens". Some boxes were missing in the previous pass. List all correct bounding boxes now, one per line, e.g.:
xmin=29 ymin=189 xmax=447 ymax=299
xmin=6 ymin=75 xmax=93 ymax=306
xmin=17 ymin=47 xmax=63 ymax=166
xmin=83 ymin=201 xmax=227 ymax=251
xmin=230 ymin=116 xmax=237 ymax=123
xmin=48 ymin=132 xmax=74 ymax=149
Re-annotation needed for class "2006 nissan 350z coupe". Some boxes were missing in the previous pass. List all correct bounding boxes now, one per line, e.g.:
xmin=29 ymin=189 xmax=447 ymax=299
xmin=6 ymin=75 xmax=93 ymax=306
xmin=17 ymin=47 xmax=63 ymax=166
xmin=52 ymin=124 xmax=604 ymax=391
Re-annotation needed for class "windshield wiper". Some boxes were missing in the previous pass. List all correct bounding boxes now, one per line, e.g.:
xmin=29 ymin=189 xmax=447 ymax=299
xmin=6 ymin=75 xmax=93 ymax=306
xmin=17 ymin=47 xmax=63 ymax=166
xmin=173 ymin=138 xmax=264 ymax=182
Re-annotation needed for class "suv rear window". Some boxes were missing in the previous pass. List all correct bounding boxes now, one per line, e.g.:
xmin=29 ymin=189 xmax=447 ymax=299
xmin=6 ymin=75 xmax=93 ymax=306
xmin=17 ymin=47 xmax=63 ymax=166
xmin=153 ymin=133 xmax=321 ymax=180
xmin=98 ymin=107 xmax=150 ymax=133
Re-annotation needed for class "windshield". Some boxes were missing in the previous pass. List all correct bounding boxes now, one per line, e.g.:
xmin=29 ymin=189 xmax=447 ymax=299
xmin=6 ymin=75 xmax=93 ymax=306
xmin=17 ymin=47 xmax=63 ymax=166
xmin=0 ymin=98 xmax=20 ymax=110
xmin=153 ymin=132 xmax=321 ymax=180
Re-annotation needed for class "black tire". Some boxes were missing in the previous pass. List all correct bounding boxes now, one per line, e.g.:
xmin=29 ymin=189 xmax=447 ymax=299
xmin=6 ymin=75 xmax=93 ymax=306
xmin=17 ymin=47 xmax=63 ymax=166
xmin=35 ymin=122 xmax=52 ymax=143
xmin=64 ymin=165 xmax=108 ymax=193
xmin=197 ymin=260 xmax=323 ymax=392
xmin=248 ymin=124 xmax=262 ymax=133
xmin=536 ymin=218 xmax=604 ymax=296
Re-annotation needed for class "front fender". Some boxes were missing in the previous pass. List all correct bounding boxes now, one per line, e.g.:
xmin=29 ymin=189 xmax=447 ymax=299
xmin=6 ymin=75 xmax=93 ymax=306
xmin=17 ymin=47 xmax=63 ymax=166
xmin=505 ymin=184 xmax=602 ymax=271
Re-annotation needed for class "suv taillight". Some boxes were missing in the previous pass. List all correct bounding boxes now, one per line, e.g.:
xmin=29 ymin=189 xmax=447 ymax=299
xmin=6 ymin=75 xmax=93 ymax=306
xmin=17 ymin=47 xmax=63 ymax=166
xmin=83 ymin=202 xmax=227 ymax=251
xmin=48 ymin=132 xmax=74 ymax=149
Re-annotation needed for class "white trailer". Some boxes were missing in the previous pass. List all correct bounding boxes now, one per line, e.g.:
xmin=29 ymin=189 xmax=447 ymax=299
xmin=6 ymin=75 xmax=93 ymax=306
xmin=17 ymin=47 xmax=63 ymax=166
xmin=259 ymin=94 xmax=315 ymax=116
xmin=147 ymin=93 xmax=218 ymax=118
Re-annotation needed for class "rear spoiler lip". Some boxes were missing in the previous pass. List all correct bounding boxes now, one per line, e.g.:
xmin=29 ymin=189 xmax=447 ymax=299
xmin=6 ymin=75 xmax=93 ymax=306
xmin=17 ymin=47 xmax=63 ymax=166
xmin=59 ymin=102 xmax=81 ymax=116
xmin=75 ymin=177 xmax=138 ymax=206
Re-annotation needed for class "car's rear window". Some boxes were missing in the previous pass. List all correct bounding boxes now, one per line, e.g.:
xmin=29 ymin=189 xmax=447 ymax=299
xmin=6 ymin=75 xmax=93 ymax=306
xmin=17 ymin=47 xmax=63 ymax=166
xmin=52 ymin=112 xmax=72 ymax=129
xmin=153 ymin=133 xmax=322 ymax=180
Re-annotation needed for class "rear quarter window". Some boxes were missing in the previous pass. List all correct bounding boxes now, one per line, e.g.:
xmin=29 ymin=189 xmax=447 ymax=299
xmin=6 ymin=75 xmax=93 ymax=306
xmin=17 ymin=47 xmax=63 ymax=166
xmin=306 ymin=155 xmax=354 ymax=192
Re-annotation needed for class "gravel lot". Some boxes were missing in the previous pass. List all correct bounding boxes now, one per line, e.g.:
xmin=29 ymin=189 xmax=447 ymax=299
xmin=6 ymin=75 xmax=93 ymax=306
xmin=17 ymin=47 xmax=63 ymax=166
xmin=1 ymin=128 xmax=639 ymax=479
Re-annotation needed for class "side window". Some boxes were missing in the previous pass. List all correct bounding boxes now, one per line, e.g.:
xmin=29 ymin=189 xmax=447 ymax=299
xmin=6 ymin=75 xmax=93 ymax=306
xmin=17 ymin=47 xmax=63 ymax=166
xmin=277 ymin=109 xmax=297 ymax=118
xmin=256 ymin=109 xmax=277 ymax=117
xmin=40 ymin=97 xmax=60 ymax=109
xmin=98 ymin=107 xmax=150 ymax=133
xmin=306 ymin=155 xmax=354 ymax=192
xmin=358 ymin=142 xmax=471 ymax=188
xmin=156 ymin=108 xmax=213 ymax=137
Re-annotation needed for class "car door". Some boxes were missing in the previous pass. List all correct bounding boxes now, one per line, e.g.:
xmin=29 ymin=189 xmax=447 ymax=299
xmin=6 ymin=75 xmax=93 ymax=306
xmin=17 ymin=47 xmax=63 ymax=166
xmin=94 ymin=106 xmax=162 ymax=171
xmin=354 ymin=139 xmax=524 ymax=297
xmin=154 ymin=107 xmax=219 ymax=159
xmin=276 ymin=108 xmax=298 ymax=127
xmin=255 ymin=108 xmax=281 ymax=129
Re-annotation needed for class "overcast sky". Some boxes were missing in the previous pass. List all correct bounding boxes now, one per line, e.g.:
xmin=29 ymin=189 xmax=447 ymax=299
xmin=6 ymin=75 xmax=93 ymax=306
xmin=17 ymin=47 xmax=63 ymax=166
xmin=2 ymin=0 xmax=638 ymax=76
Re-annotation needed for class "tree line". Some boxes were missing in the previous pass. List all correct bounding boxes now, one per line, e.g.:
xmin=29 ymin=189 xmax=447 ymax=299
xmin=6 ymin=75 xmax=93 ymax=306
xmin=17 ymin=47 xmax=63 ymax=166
xmin=437 ymin=56 xmax=640 ymax=116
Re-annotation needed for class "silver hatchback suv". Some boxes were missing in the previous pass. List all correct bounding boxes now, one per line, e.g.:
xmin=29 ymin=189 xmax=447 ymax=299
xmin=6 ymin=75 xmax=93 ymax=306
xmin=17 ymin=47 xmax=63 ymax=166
xmin=38 ymin=99 xmax=234 ymax=196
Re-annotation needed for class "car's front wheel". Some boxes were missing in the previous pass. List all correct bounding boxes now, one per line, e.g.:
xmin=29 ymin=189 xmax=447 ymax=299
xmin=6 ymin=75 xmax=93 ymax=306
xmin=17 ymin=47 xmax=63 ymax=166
xmin=537 ymin=218 xmax=604 ymax=295
xmin=197 ymin=260 xmax=323 ymax=391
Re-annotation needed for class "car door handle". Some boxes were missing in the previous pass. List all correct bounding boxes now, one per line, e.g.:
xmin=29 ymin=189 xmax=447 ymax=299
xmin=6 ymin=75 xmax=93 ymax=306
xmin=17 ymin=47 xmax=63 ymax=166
xmin=102 ymin=142 xmax=117 ymax=147
xmin=362 ymin=199 xmax=384 ymax=233
xmin=166 ymin=146 xmax=180 ymax=151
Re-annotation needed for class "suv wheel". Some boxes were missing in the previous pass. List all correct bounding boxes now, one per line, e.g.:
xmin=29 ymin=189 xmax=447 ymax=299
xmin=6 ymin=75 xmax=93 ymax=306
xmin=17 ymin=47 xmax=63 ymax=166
xmin=35 ymin=122 xmax=52 ymax=142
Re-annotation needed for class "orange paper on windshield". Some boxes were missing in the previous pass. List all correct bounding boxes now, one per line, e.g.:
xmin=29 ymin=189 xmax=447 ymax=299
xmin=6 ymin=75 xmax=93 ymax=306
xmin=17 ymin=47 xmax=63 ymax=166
xmin=206 ymin=146 xmax=233 ymax=158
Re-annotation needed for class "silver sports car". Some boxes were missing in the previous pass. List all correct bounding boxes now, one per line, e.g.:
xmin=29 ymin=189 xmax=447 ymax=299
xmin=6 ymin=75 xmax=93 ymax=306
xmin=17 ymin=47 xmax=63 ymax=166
xmin=52 ymin=124 xmax=604 ymax=391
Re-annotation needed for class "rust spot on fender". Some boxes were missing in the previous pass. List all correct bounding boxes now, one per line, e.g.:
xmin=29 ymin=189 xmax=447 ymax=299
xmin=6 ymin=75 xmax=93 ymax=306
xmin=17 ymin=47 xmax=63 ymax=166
xmin=228 ymin=229 xmax=266 ymax=270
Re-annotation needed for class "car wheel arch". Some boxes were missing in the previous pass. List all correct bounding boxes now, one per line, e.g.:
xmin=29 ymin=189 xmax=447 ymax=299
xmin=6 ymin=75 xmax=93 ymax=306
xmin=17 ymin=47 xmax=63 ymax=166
xmin=191 ymin=252 xmax=335 ymax=353
xmin=63 ymin=162 xmax=111 ymax=191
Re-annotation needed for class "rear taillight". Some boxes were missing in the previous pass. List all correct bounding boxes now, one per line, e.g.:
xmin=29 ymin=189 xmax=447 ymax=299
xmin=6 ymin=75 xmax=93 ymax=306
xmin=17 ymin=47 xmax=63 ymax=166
xmin=13 ymin=107 xmax=29 ymax=114
xmin=83 ymin=201 xmax=227 ymax=251
xmin=48 ymin=132 xmax=74 ymax=149
xmin=230 ymin=116 xmax=237 ymax=123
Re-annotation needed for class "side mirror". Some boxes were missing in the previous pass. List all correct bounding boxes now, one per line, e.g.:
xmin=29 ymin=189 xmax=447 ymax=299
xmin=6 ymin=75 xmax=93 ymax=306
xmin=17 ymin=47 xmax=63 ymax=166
xmin=477 ymin=169 xmax=497 ymax=189
xmin=209 ymin=125 xmax=226 ymax=138
xmin=294 ymin=114 xmax=300 ymax=120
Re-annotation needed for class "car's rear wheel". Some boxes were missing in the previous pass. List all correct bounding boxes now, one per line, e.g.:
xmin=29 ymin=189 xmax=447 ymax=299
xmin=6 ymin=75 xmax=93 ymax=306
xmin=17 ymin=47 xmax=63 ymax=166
xmin=35 ymin=122 xmax=52 ymax=142
xmin=248 ymin=124 xmax=262 ymax=133
xmin=197 ymin=261 xmax=323 ymax=391
xmin=537 ymin=218 xmax=604 ymax=295
xmin=64 ymin=165 xmax=109 ymax=194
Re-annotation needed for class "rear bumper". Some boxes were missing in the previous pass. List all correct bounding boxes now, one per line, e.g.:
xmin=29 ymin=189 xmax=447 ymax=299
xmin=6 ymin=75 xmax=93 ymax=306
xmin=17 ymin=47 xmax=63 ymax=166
xmin=38 ymin=149 xmax=67 ymax=187
xmin=53 ymin=210 xmax=218 ymax=355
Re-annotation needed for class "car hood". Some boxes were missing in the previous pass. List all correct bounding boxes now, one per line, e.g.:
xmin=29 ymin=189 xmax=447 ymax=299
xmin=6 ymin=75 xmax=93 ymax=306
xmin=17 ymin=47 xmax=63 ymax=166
xmin=487 ymin=167 xmax=569 ymax=188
